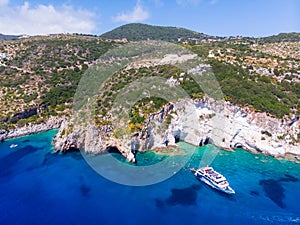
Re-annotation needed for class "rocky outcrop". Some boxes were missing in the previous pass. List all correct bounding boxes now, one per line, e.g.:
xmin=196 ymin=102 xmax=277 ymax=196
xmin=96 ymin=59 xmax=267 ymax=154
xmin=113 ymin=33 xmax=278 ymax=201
xmin=136 ymin=103 xmax=176 ymax=150
xmin=52 ymin=119 xmax=136 ymax=163
xmin=0 ymin=116 xmax=63 ymax=141
xmin=163 ymin=98 xmax=300 ymax=160
xmin=52 ymin=98 xmax=300 ymax=163
xmin=52 ymin=103 xmax=177 ymax=163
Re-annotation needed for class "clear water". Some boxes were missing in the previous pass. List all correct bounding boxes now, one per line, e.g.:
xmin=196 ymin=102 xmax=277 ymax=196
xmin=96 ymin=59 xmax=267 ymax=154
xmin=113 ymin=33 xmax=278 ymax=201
xmin=0 ymin=130 xmax=300 ymax=225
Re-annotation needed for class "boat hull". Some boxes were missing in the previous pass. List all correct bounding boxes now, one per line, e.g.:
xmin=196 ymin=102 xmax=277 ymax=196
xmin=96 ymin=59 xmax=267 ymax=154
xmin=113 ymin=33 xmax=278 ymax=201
xmin=195 ymin=173 xmax=235 ymax=195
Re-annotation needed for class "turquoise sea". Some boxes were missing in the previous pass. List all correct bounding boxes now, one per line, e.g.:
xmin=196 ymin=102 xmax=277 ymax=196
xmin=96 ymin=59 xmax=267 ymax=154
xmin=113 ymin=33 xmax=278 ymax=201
xmin=0 ymin=130 xmax=300 ymax=225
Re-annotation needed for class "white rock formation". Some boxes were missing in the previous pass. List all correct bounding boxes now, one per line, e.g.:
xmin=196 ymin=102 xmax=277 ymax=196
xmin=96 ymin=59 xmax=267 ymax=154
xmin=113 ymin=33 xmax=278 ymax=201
xmin=52 ymin=119 xmax=136 ymax=163
xmin=0 ymin=116 xmax=63 ymax=141
xmin=51 ymin=98 xmax=299 ymax=162
xmin=161 ymin=98 xmax=300 ymax=160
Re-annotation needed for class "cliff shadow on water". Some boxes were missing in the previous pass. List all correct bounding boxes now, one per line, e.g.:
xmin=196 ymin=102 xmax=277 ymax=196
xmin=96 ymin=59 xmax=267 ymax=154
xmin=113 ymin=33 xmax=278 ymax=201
xmin=259 ymin=174 xmax=299 ymax=208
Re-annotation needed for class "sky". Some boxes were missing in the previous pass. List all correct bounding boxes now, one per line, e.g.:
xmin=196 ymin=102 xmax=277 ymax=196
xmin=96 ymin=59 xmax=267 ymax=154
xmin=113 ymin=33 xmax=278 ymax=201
xmin=0 ymin=0 xmax=299 ymax=37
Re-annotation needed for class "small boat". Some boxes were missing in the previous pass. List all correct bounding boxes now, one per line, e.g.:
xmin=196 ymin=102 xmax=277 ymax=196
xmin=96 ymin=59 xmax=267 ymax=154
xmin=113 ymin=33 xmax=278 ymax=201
xmin=10 ymin=144 xmax=18 ymax=148
xmin=190 ymin=166 xmax=235 ymax=194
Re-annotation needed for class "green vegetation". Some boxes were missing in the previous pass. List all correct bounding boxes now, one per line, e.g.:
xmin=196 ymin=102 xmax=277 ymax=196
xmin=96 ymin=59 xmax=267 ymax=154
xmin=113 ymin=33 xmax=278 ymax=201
xmin=0 ymin=34 xmax=115 ymax=127
xmin=208 ymin=58 xmax=298 ymax=118
xmin=189 ymin=36 xmax=300 ymax=118
xmin=261 ymin=130 xmax=272 ymax=137
xmin=127 ymin=97 xmax=168 ymax=132
xmin=259 ymin=32 xmax=300 ymax=43
xmin=96 ymin=64 xmax=202 ymax=121
xmin=1 ymin=25 xmax=300 ymax=131
xmin=101 ymin=23 xmax=210 ymax=42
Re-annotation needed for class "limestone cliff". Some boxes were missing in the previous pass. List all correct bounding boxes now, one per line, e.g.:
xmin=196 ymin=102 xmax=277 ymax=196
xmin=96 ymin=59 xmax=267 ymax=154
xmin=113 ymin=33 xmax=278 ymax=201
xmin=52 ymin=118 xmax=136 ymax=163
xmin=52 ymin=98 xmax=299 ymax=162
xmin=163 ymin=98 xmax=300 ymax=160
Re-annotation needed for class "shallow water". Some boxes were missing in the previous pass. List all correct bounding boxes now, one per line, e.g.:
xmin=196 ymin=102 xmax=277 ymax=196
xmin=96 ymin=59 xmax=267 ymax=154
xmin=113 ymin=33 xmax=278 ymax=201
xmin=0 ymin=131 xmax=299 ymax=225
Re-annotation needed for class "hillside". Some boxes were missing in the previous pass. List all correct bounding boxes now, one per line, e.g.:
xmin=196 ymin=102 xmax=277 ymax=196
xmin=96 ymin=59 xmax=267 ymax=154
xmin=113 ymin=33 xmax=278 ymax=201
xmin=0 ymin=25 xmax=299 ymax=133
xmin=0 ymin=34 xmax=115 ymax=130
xmin=100 ymin=23 xmax=211 ymax=42
xmin=51 ymin=40 xmax=299 ymax=161
xmin=0 ymin=33 xmax=21 ymax=40
xmin=189 ymin=37 xmax=300 ymax=118
xmin=259 ymin=32 xmax=300 ymax=43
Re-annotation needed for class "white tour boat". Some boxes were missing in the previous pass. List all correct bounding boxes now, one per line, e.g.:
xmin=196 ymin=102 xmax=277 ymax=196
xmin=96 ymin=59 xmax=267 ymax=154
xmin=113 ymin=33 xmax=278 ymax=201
xmin=190 ymin=166 xmax=235 ymax=194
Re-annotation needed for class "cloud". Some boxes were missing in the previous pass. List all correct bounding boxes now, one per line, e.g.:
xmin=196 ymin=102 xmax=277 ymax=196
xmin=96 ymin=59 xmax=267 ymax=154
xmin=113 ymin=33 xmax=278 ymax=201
xmin=112 ymin=1 xmax=150 ymax=23
xmin=152 ymin=0 xmax=164 ymax=7
xmin=176 ymin=0 xmax=201 ymax=6
xmin=0 ymin=0 xmax=9 ymax=6
xmin=0 ymin=1 xmax=96 ymax=35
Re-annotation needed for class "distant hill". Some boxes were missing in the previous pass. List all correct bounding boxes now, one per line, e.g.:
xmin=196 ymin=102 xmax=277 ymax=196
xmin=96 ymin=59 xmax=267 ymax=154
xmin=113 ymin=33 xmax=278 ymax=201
xmin=100 ymin=23 xmax=211 ymax=42
xmin=259 ymin=32 xmax=300 ymax=43
xmin=0 ymin=33 xmax=21 ymax=40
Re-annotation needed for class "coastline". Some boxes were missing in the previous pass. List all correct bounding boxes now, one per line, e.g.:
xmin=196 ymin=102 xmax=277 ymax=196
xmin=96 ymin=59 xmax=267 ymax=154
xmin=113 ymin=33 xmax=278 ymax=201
xmin=0 ymin=116 xmax=63 ymax=142
xmin=2 ymin=126 xmax=299 ymax=166
xmin=172 ymin=99 xmax=300 ymax=162
xmin=1 ymin=101 xmax=299 ymax=164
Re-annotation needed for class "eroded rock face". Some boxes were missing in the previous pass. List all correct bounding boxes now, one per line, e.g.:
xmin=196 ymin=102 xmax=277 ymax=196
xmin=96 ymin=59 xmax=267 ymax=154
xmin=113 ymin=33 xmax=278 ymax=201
xmin=52 ymin=98 xmax=300 ymax=162
xmin=127 ymin=97 xmax=299 ymax=160
xmin=52 ymin=119 xmax=136 ymax=163
xmin=52 ymin=103 xmax=177 ymax=162
xmin=136 ymin=103 xmax=176 ymax=151
xmin=166 ymin=98 xmax=300 ymax=159
xmin=0 ymin=116 xmax=63 ymax=141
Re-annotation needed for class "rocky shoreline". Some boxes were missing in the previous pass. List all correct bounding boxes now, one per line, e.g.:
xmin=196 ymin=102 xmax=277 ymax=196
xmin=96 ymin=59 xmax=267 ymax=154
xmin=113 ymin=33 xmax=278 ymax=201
xmin=51 ymin=98 xmax=300 ymax=163
xmin=1 ymin=101 xmax=299 ymax=163
xmin=170 ymin=99 xmax=300 ymax=162
xmin=0 ymin=116 xmax=63 ymax=142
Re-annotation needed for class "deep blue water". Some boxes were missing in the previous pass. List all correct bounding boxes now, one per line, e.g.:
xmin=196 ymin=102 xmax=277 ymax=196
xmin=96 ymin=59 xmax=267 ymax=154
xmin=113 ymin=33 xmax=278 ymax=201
xmin=0 ymin=130 xmax=300 ymax=225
